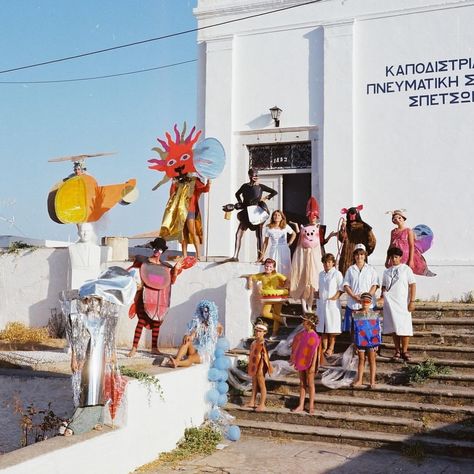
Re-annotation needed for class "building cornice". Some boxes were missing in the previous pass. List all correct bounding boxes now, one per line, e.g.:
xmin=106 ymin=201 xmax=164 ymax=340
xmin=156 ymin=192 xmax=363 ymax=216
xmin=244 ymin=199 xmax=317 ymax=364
xmin=195 ymin=0 xmax=474 ymax=41
xmin=234 ymin=125 xmax=318 ymax=136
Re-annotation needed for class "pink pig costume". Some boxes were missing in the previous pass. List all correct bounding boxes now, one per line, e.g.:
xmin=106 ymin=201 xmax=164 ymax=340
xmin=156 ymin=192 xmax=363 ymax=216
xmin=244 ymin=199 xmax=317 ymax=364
xmin=290 ymin=198 xmax=323 ymax=311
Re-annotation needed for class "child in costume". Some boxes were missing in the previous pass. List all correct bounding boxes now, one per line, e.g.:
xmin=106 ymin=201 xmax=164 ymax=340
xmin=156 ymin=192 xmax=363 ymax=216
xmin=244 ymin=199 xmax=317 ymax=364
xmin=385 ymin=209 xmax=435 ymax=276
xmin=170 ymin=300 xmax=223 ymax=367
xmin=352 ymin=293 xmax=381 ymax=388
xmin=260 ymin=210 xmax=296 ymax=278
xmin=338 ymin=205 xmax=376 ymax=276
xmin=247 ymin=258 xmax=288 ymax=339
xmin=127 ymin=238 xmax=184 ymax=357
xmin=290 ymin=313 xmax=321 ymax=414
xmin=342 ymin=243 xmax=380 ymax=333
xmin=246 ymin=319 xmax=273 ymax=412
xmin=380 ymin=247 xmax=416 ymax=361
xmin=290 ymin=197 xmax=324 ymax=313
xmin=316 ymin=253 xmax=343 ymax=357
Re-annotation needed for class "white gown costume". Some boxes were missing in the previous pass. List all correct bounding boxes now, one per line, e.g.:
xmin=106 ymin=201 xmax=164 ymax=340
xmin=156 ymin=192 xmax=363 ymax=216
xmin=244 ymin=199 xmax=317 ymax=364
xmin=264 ymin=224 xmax=294 ymax=278
xmin=316 ymin=267 xmax=344 ymax=333
xmin=382 ymin=264 xmax=416 ymax=336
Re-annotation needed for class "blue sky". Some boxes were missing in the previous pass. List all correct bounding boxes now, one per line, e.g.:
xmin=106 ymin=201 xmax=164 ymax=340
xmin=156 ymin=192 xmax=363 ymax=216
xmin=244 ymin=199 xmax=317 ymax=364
xmin=0 ymin=0 xmax=198 ymax=242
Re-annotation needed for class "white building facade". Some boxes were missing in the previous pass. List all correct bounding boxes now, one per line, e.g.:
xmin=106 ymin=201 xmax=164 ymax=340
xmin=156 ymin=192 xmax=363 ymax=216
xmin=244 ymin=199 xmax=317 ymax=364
xmin=194 ymin=0 xmax=474 ymax=300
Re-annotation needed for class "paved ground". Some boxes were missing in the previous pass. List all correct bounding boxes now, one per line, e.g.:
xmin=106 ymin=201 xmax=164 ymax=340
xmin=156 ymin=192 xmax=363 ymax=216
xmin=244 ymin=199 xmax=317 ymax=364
xmin=139 ymin=436 xmax=472 ymax=474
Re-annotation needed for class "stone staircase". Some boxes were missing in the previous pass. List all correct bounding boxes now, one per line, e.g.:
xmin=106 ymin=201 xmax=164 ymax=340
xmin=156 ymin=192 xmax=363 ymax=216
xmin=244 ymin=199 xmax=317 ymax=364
xmin=226 ymin=303 xmax=474 ymax=457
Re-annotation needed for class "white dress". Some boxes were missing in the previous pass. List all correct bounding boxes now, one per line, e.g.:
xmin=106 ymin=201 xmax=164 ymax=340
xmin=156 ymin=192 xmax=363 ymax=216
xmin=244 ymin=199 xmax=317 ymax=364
xmin=316 ymin=267 xmax=344 ymax=334
xmin=382 ymin=264 xmax=416 ymax=336
xmin=264 ymin=225 xmax=294 ymax=278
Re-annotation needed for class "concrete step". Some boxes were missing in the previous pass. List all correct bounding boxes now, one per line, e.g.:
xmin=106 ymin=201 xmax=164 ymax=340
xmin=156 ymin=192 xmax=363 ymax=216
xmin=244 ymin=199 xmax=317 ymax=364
xmin=230 ymin=392 xmax=474 ymax=424
xmin=282 ymin=302 xmax=474 ymax=320
xmin=410 ymin=304 xmax=474 ymax=319
xmin=261 ymin=378 xmax=474 ymax=406
xmin=412 ymin=318 xmax=474 ymax=333
xmin=227 ymin=403 xmax=474 ymax=441
xmin=256 ymin=330 xmax=474 ymax=347
xmin=235 ymin=419 xmax=474 ymax=458
xmin=375 ymin=356 xmax=474 ymax=375
xmin=230 ymin=347 xmax=474 ymax=375
xmin=380 ymin=343 xmax=474 ymax=361
xmin=227 ymin=403 xmax=423 ymax=436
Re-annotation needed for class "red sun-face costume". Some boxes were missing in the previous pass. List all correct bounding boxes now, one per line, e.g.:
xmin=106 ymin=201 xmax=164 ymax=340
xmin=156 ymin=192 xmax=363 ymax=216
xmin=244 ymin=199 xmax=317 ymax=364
xmin=148 ymin=124 xmax=201 ymax=179
xmin=148 ymin=124 xmax=209 ymax=244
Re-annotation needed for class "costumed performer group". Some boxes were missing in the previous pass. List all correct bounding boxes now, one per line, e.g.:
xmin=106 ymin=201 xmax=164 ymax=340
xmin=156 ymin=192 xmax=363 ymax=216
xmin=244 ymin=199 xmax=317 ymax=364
xmin=47 ymin=124 xmax=437 ymax=429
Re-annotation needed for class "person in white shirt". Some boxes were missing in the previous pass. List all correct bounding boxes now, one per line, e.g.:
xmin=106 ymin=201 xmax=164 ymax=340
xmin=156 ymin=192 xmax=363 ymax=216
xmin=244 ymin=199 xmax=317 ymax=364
xmin=342 ymin=243 xmax=380 ymax=332
xmin=379 ymin=246 xmax=416 ymax=361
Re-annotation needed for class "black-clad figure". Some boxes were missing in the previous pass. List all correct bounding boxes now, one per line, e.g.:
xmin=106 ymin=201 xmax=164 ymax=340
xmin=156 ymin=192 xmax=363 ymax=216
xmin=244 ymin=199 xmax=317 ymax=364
xmin=230 ymin=168 xmax=277 ymax=261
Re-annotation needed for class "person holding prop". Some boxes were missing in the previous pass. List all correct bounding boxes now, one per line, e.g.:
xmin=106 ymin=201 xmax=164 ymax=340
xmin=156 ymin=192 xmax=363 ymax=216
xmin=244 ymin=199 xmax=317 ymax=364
xmin=148 ymin=123 xmax=226 ymax=260
xmin=246 ymin=319 xmax=273 ymax=412
xmin=224 ymin=168 xmax=278 ymax=262
xmin=351 ymin=293 xmax=381 ymax=389
xmin=342 ymin=243 xmax=379 ymax=333
xmin=290 ymin=313 xmax=321 ymax=414
xmin=247 ymin=258 xmax=289 ymax=339
xmin=385 ymin=209 xmax=435 ymax=277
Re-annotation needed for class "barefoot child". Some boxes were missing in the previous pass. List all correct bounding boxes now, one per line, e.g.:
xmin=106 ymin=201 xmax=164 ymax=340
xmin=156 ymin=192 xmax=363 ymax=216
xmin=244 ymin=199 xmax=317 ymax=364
xmin=247 ymin=258 xmax=288 ymax=339
xmin=290 ymin=313 xmax=321 ymax=414
xmin=352 ymin=293 xmax=381 ymax=388
xmin=246 ymin=319 xmax=273 ymax=412
xmin=316 ymin=253 xmax=343 ymax=357
xmin=380 ymin=247 xmax=416 ymax=361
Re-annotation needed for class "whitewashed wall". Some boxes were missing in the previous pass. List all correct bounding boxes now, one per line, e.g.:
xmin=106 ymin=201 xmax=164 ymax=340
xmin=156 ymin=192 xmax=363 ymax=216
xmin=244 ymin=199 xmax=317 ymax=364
xmin=195 ymin=0 xmax=474 ymax=297
xmin=0 ymin=249 xmax=256 ymax=347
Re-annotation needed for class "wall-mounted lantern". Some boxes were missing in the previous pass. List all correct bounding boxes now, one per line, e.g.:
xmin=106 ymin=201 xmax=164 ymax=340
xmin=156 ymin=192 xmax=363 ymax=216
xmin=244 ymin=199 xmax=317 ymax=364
xmin=269 ymin=106 xmax=282 ymax=127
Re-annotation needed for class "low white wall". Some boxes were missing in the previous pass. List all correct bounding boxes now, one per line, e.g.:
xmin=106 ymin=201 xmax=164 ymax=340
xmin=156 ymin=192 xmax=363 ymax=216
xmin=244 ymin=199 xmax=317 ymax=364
xmin=156 ymin=261 xmax=258 ymax=350
xmin=0 ymin=364 xmax=211 ymax=474
xmin=1 ymin=249 xmax=471 ymax=340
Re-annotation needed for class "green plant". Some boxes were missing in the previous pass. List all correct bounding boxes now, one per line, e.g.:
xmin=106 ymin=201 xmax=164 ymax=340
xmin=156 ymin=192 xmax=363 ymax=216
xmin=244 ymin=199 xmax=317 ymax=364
xmin=120 ymin=366 xmax=163 ymax=399
xmin=137 ymin=425 xmax=222 ymax=470
xmin=401 ymin=441 xmax=426 ymax=463
xmin=457 ymin=291 xmax=474 ymax=304
xmin=236 ymin=359 xmax=248 ymax=372
xmin=1 ymin=241 xmax=38 ymax=256
xmin=403 ymin=359 xmax=450 ymax=384
xmin=428 ymin=294 xmax=440 ymax=302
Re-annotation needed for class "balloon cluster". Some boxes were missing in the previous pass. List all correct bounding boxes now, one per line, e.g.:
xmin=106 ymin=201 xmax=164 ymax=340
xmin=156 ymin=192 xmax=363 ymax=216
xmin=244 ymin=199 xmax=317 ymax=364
xmin=205 ymin=337 xmax=241 ymax=442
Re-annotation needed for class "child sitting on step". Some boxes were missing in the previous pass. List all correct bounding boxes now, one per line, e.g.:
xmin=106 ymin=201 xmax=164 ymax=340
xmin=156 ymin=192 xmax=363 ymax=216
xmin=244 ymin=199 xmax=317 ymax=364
xmin=290 ymin=313 xmax=321 ymax=414
xmin=245 ymin=319 xmax=273 ymax=412
xmin=352 ymin=293 xmax=381 ymax=389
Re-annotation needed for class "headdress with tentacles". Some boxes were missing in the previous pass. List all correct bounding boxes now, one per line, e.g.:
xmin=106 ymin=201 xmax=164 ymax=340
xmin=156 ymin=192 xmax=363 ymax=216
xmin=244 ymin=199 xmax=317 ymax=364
xmin=186 ymin=299 xmax=220 ymax=357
